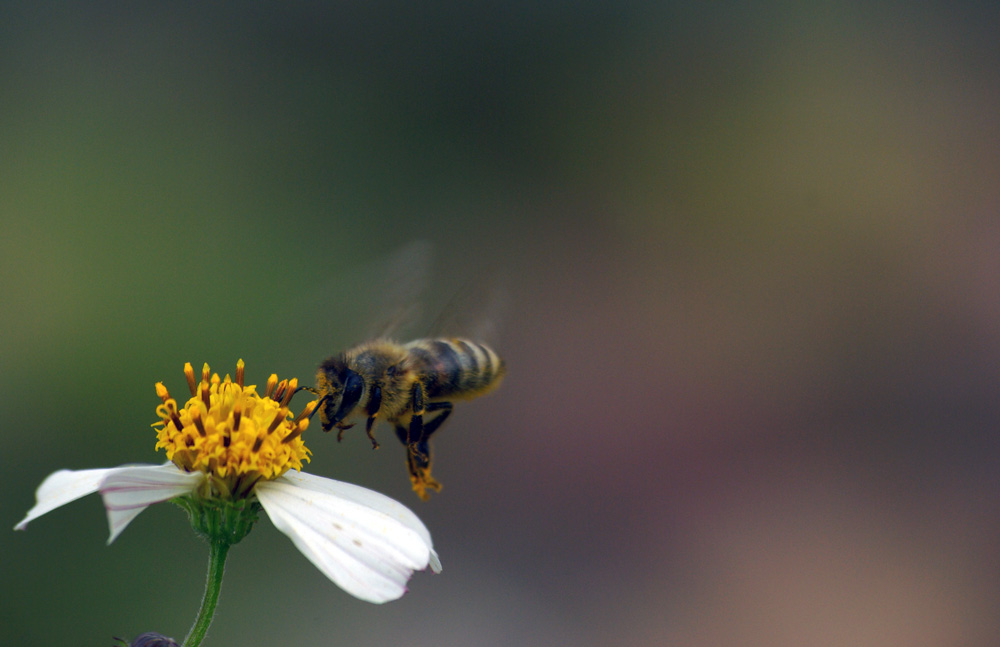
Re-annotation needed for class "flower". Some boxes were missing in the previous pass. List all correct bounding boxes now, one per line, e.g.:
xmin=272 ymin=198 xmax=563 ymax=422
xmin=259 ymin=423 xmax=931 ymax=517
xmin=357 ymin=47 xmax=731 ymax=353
xmin=14 ymin=361 xmax=441 ymax=604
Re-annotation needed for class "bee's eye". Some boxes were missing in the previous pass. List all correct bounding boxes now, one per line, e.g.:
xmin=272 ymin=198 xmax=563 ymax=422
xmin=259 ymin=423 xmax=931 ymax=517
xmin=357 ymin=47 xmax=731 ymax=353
xmin=333 ymin=370 xmax=365 ymax=422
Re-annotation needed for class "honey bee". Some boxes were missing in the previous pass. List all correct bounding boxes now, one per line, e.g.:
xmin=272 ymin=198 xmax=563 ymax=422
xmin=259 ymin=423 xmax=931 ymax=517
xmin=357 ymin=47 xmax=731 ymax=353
xmin=316 ymin=337 xmax=505 ymax=499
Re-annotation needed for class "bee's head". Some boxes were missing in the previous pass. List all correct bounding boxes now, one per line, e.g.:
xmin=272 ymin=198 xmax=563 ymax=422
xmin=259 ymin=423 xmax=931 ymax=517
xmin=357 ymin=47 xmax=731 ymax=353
xmin=317 ymin=357 xmax=365 ymax=431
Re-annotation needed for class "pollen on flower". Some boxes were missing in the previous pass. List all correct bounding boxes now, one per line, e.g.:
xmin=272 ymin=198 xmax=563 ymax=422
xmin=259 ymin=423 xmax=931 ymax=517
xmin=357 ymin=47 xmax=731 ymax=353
xmin=153 ymin=361 xmax=313 ymax=495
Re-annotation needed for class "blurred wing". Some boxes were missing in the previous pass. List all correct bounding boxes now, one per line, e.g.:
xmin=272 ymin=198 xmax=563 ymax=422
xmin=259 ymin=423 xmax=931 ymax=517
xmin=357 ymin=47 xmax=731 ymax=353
xmin=367 ymin=239 xmax=432 ymax=340
xmin=427 ymin=267 xmax=509 ymax=346
xmin=274 ymin=241 xmax=433 ymax=370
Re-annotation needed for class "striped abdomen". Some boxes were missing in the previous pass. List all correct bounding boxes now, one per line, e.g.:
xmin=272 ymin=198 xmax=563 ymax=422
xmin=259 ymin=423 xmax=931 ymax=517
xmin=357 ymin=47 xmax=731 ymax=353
xmin=404 ymin=338 xmax=505 ymax=400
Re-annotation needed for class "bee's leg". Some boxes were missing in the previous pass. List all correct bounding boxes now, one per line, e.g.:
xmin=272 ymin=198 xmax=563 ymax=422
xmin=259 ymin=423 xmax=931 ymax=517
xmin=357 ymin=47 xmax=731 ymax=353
xmin=396 ymin=394 xmax=450 ymax=501
xmin=363 ymin=417 xmax=380 ymax=449
xmin=391 ymin=398 xmax=452 ymax=453
xmin=363 ymin=384 xmax=382 ymax=449
xmin=335 ymin=421 xmax=355 ymax=442
xmin=407 ymin=381 xmax=426 ymax=445
xmin=400 ymin=402 xmax=451 ymax=462
xmin=396 ymin=423 xmax=441 ymax=501
xmin=421 ymin=401 xmax=453 ymax=440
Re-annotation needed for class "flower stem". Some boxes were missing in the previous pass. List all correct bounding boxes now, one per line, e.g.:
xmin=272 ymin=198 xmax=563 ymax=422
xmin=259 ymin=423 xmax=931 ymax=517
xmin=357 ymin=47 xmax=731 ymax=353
xmin=183 ymin=539 xmax=230 ymax=647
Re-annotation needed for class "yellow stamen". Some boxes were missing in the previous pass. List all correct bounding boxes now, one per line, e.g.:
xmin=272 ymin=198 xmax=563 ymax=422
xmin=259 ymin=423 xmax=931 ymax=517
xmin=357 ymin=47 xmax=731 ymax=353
xmin=184 ymin=363 xmax=197 ymax=396
xmin=282 ymin=419 xmax=308 ymax=444
xmin=265 ymin=374 xmax=278 ymax=399
xmin=153 ymin=361 xmax=314 ymax=494
xmin=273 ymin=379 xmax=288 ymax=403
xmin=166 ymin=400 xmax=183 ymax=432
xmin=201 ymin=363 xmax=211 ymax=383
xmin=294 ymin=399 xmax=319 ymax=424
xmin=280 ymin=378 xmax=298 ymax=406
xmin=267 ymin=409 xmax=286 ymax=434
xmin=191 ymin=407 xmax=207 ymax=437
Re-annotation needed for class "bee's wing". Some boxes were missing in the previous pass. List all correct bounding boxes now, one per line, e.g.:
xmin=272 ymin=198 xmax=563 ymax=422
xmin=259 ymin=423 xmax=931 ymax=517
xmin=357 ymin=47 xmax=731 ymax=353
xmin=425 ymin=265 xmax=509 ymax=347
xmin=277 ymin=241 xmax=432 ymax=366
xmin=366 ymin=239 xmax=432 ymax=341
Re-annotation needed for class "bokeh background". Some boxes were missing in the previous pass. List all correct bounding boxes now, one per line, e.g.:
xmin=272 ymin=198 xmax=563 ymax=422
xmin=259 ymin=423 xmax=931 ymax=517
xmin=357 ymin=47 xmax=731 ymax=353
xmin=3 ymin=2 xmax=1000 ymax=645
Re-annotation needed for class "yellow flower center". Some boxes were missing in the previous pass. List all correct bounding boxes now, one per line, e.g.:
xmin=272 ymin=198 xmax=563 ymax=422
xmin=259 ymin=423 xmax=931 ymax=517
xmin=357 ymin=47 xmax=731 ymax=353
xmin=153 ymin=360 xmax=315 ymax=497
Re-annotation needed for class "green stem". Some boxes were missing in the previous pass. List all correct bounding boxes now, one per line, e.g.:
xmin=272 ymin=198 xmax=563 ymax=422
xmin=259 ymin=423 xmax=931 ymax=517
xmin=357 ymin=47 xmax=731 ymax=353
xmin=183 ymin=539 xmax=230 ymax=647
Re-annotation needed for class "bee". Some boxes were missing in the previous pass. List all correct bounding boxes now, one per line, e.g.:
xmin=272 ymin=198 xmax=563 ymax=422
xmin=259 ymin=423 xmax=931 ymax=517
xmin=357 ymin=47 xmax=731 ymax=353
xmin=316 ymin=337 xmax=505 ymax=499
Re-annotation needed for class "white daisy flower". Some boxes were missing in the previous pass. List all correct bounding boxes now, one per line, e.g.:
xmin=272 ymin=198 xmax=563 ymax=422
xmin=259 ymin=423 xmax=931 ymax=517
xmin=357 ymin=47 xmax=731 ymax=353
xmin=14 ymin=361 xmax=441 ymax=605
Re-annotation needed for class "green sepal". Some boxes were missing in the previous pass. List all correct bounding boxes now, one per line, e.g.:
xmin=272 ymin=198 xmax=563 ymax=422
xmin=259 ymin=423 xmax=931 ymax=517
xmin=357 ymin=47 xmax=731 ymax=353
xmin=172 ymin=495 xmax=261 ymax=547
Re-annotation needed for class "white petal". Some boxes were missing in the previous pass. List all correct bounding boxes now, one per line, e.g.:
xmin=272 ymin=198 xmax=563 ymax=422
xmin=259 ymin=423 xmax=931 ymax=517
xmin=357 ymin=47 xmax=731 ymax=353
xmin=99 ymin=464 xmax=205 ymax=544
xmin=277 ymin=470 xmax=441 ymax=571
xmin=256 ymin=473 xmax=440 ymax=603
xmin=14 ymin=467 xmax=119 ymax=531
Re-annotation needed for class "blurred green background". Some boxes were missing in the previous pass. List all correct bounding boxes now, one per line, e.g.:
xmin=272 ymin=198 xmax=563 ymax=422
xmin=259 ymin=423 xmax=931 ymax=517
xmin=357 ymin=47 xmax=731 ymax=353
xmin=3 ymin=2 xmax=1000 ymax=645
